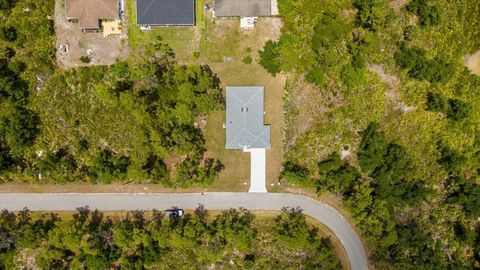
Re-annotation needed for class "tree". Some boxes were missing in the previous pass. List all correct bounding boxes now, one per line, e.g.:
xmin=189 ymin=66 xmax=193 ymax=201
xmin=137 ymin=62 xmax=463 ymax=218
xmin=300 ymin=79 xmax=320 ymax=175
xmin=317 ymin=153 xmax=361 ymax=195
xmin=88 ymin=149 xmax=130 ymax=183
xmin=358 ymin=122 xmax=389 ymax=172
xmin=210 ymin=208 xmax=256 ymax=252
xmin=280 ymin=161 xmax=311 ymax=186
xmin=274 ymin=207 xmax=317 ymax=249
xmin=259 ymin=40 xmax=281 ymax=76
xmin=37 ymin=148 xmax=78 ymax=182
xmin=0 ymin=107 xmax=39 ymax=149
xmin=445 ymin=176 xmax=480 ymax=218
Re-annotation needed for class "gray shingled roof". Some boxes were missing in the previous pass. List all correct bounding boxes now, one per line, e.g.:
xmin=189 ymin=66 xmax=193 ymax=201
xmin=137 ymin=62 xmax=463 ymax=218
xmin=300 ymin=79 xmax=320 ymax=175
xmin=215 ymin=0 xmax=271 ymax=17
xmin=136 ymin=0 xmax=195 ymax=26
xmin=226 ymin=86 xmax=270 ymax=150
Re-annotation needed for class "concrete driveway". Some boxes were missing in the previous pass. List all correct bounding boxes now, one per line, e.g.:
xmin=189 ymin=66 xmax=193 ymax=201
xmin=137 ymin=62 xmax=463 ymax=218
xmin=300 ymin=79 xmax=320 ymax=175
xmin=247 ymin=148 xmax=267 ymax=192
xmin=0 ymin=192 xmax=368 ymax=270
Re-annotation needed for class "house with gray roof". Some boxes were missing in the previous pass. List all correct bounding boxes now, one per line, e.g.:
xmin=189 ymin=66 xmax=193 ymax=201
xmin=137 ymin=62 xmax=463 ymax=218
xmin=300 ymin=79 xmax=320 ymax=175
xmin=136 ymin=0 xmax=195 ymax=26
xmin=226 ymin=86 xmax=270 ymax=150
xmin=214 ymin=0 xmax=277 ymax=17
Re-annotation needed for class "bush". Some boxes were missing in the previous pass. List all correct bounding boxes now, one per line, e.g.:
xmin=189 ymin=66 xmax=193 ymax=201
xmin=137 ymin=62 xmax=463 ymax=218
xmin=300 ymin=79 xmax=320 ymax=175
xmin=305 ymin=65 xmax=326 ymax=85
xmin=406 ymin=0 xmax=442 ymax=26
xmin=242 ymin=55 xmax=253 ymax=64
xmin=447 ymin=99 xmax=471 ymax=121
xmin=280 ymin=161 xmax=311 ymax=186
xmin=426 ymin=92 xmax=471 ymax=121
xmin=394 ymin=45 xmax=453 ymax=83
xmin=353 ymin=0 xmax=390 ymax=32
xmin=340 ymin=64 xmax=365 ymax=88
xmin=0 ymin=0 xmax=15 ymax=9
xmin=0 ymin=26 xmax=17 ymax=42
xmin=79 ymin=56 xmax=91 ymax=63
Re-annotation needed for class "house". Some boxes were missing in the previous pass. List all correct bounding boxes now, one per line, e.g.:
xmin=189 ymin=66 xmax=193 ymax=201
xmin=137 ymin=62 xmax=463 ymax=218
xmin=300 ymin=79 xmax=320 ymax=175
xmin=136 ymin=0 xmax=195 ymax=26
xmin=65 ymin=0 xmax=119 ymax=32
xmin=214 ymin=0 xmax=276 ymax=17
xmin=226 ymin=86 xmax=270 ymax=150
xmin=226 ymin=86 xmax=270 ymax=193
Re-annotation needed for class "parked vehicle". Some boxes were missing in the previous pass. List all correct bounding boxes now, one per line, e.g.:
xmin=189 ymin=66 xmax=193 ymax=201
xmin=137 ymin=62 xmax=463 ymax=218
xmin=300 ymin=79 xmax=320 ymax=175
xmin=165 ymin=208 xmax=184 ymax=218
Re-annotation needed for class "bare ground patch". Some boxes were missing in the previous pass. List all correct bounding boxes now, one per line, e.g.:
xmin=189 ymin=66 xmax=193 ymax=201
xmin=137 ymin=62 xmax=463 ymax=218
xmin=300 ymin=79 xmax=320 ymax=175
xmin=465 ymin=50 xmax=480 ymax=76
xmin=54 ymin=0 xmax=128 ymax=68
xmin=390 ymin=0 xmax=411 ymax=13
xmin=368 ymin=64 xmax=415 ymax=112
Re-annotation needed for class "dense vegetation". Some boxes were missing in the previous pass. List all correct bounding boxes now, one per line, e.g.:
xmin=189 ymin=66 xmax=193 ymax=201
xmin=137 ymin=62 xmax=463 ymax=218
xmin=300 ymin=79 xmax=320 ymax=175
xmin=0 ymin=208 xmax=341 ymax=269
xmin=272 ymin=0 xmax=480 ymax=268
xmin=0 ymin=1 xmax=224 ymax=187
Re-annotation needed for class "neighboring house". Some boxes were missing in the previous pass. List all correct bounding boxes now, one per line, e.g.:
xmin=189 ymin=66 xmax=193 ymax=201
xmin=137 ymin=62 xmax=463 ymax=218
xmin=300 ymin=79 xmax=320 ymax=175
xmin=136 ymin=0 xmax=195 ymax=26
xmin=226 ymin=86 xmax=270 ymax=193
xmin=65 ymin=0 xmax=119 ymax=32
xmin=214 ymin=0 xmax=275 ymax=17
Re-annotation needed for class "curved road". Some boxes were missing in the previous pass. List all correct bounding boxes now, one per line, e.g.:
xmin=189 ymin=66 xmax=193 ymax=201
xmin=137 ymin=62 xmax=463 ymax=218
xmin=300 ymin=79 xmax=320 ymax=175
xmin=0 ymin=192 xmax=367 ymax=270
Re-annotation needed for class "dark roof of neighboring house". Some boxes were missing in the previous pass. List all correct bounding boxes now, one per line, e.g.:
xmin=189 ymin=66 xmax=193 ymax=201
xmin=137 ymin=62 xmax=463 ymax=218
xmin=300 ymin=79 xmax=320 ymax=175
xmin=215 ymin=0 xmax=271 ymax=17
xmin=136 ymin=0 xmax=195 ymax=26
xmin=226 ymin=86 xmax=270 ymax=150
xmin=65 ymin=0 xmax=118 ymax=29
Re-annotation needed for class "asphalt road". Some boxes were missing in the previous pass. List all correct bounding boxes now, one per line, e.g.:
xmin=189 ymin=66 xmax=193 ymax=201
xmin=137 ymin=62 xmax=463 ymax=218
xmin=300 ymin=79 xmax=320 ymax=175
xmin=0 ymin=192 xmax=368 ymax=270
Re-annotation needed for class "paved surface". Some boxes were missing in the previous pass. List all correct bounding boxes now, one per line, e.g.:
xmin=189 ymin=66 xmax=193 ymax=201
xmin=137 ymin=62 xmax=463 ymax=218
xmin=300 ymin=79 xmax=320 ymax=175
xmin=0 ymin=192 xmax=367 ymax=270
xmin=247 ymin=149 xmax=267 ymax=192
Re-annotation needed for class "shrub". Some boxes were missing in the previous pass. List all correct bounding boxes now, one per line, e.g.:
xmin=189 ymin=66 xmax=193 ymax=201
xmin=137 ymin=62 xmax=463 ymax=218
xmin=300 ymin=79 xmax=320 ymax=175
xmin=406 ymin=0 xmax=442 ymax=26
xmin=0 ymin=0 xmax=15 ymax=9
xmin=0 ymin=26 xmax=17 ymax=42
xmin=340 ymin=58 xmax=366 ymax=88
xmin=305 ymin=65 xmax=326 ymax=85
xmin=394 ymin=45 xmax=453 ymax=83
xmin=426 ymin=92 xmax=448 ymax=112
xmin=426 ymin=92 xmax=471 ymax=121
xmin=353 ymin=0 xmax=389 ymax=32
xmin=447 ymin=99 xmax=471 ymax=121
xmin=79 ymin=56 xmax=91 ymax=63
xmin=242 ymin=55 xmax=253 ymax=64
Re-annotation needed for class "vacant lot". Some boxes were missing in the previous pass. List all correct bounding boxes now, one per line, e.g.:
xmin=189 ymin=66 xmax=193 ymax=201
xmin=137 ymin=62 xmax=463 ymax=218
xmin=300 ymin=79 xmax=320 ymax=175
xmin=54 ymin=0 xmax=128 ymax=68
xmin=125 ymin=0 xmax=285 ymax=191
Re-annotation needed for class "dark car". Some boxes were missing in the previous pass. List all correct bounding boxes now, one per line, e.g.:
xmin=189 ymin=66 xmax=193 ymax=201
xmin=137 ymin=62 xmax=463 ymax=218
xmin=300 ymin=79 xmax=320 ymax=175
xmin=165 ymin=208 xmax=184 ymax=218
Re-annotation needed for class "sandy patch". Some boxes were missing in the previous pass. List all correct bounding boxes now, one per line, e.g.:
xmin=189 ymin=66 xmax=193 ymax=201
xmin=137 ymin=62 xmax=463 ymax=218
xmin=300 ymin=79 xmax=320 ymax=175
xmin=390 ymin=0 xmax=411 ymax=13
xmin=465 ymin=50 xmax=480 ymax=76
xmin=368 ymin=64 xmax=415 ymax=112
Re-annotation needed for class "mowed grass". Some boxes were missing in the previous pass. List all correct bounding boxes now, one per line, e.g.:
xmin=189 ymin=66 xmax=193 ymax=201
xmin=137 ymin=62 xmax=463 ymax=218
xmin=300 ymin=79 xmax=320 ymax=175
xmin=126 ymin=0 xmax=201 ymax=62
xmin=126 ymin=0 xmax=285 ymax=191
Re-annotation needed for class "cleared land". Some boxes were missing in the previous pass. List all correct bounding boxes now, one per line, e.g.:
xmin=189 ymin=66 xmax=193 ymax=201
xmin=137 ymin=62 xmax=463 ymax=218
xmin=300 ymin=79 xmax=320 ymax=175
xmin=54 ymin=0 xmax=128 ymax=68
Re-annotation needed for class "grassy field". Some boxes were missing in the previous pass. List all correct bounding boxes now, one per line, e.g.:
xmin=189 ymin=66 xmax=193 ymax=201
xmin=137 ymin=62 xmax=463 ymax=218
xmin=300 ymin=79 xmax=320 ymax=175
xmin=125 ymin=0 xmax=285 ymax=191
